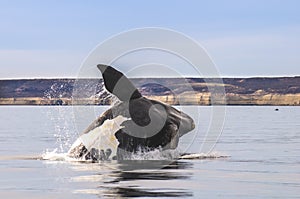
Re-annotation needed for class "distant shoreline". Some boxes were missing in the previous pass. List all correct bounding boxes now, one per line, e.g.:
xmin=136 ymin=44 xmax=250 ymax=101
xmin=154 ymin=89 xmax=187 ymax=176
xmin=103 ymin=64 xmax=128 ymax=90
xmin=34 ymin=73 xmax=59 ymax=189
xmin=1 ymin=77 xmax=299 ymax=106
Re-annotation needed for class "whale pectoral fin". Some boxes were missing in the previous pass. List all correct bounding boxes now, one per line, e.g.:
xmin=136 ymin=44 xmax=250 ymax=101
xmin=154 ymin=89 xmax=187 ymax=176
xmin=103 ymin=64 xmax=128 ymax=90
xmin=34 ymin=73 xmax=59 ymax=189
xmin=82 ymin=109 xmax=113 ymax=135
xmin=97 ymin=64 xmax=142 ymax=101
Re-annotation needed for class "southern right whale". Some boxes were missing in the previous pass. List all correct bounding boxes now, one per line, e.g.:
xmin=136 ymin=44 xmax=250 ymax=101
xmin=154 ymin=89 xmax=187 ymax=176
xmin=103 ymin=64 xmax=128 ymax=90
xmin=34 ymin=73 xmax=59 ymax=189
xmin=68 ymin=65 xmax=195 ymax=160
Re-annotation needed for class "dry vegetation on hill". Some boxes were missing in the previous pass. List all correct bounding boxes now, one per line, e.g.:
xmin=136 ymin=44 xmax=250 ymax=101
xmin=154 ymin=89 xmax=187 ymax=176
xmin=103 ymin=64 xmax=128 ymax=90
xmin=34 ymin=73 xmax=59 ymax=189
xmin=0 ymin=77 xmax=299 ymax=105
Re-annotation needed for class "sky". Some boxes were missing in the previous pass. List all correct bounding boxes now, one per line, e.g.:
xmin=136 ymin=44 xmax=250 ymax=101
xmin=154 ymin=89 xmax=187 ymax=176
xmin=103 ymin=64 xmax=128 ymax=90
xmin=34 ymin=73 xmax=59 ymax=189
xmin=0 ymin=0 xmax=299 ymax=78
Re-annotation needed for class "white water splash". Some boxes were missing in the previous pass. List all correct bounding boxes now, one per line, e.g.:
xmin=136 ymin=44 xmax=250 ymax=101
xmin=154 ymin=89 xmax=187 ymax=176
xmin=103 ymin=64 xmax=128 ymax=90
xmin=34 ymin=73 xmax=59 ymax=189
xmin=42 ymin=148 xmax=229 ymax=162
xmin=129 ymin=148 xmax=180 ymax=160
xmin=42 ymin=149 xmax=69 ymax=161
xmin=93 ymin=81 xmax=120 ymax=105
xmin=42 ymin=149 xmax=93 ymax=162
xmin=44 ymin=106 xmax=76 ymax=153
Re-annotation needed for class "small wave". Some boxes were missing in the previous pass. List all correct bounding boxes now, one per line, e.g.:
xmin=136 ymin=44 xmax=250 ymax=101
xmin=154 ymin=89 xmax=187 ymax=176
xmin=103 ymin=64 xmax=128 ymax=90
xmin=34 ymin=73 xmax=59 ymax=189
xmin=0 ymin=155 xmax=41 ymax=161
xmin=179 ymin=152 xmax=229 ymax=160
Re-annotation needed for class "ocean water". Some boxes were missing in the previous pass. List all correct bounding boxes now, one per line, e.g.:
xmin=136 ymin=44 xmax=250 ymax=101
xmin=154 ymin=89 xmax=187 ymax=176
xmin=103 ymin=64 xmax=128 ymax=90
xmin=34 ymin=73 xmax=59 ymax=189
xmin=0 ymin=106 xmax=299 ymax=198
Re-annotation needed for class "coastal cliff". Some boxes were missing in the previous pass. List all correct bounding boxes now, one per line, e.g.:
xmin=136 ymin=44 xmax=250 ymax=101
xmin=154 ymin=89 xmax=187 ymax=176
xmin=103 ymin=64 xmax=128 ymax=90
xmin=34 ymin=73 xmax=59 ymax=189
xmin=0 ymin=77 xmax=299 ymax=105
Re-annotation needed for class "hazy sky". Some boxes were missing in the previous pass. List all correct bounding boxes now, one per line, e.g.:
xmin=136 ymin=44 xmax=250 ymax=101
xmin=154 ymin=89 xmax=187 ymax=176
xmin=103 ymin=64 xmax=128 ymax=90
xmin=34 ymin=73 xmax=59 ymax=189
xmin=0 ymin=0 xmax=299 ymax=78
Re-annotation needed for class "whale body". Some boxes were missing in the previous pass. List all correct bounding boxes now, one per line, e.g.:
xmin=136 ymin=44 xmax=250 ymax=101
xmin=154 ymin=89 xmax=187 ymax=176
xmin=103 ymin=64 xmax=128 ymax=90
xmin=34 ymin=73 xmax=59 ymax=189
xmin=68 ymin=65 xmax=195 ymax=160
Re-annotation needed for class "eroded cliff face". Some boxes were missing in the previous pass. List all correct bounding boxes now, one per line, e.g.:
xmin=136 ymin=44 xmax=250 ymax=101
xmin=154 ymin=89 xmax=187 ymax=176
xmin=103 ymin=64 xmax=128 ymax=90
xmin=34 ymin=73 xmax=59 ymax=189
xmin=0 ymin=77 xmax=299 ymax=105
xmin=147 ymin=93 xmax=300 ymax=106
xmin=225 ymin=93 xmax=300 ymax=105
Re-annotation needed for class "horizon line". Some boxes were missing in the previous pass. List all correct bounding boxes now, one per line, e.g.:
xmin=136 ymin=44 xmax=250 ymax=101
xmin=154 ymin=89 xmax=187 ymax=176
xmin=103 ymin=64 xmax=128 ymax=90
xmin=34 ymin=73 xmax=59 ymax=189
xmin=0 ymin=75 xmax=300 ymax=80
